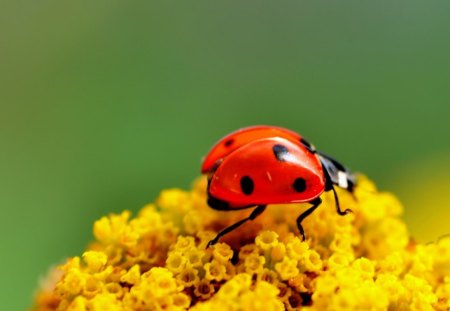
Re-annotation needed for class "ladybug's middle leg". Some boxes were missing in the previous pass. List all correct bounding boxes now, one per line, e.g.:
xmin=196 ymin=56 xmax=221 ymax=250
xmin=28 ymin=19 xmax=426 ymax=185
xmin=207 ymin=205 xmax=266 ymax=248
xmin=296 ymin=198 xmax=322 ymax=241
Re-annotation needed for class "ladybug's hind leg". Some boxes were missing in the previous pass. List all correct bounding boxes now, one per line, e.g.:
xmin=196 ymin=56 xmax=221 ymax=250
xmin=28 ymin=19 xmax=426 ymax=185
xmin=207 ymin=205 xmax=266 ymax=248
xmin=296 ymin=198 xmax=322 ymax=241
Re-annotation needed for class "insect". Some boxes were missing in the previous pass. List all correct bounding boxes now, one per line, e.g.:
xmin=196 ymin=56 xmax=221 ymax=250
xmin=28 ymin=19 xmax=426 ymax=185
xmin=202 ymin=125 xmax=356 ymax=247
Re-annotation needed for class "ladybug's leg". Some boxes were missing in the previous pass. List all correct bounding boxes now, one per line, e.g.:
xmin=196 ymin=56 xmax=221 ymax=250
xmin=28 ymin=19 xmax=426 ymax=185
xmin=207 ymin=205 xmax=266 ymax=248
xmin=330 ymin=184 xmax=352 ymax=216
xmin=320 ymin=158 xmax=353 ymax=216
xmin=296 ymin=198 xmax=322 ymax=241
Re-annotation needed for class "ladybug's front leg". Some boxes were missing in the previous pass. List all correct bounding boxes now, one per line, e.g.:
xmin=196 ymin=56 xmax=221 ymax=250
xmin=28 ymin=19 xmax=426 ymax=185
xmin=330 ymin=185 xmax=352 ymax=216
xmin=320 ymin=158 xmax=353 ymax=216
xmin=296 ymin=198 xmax=322 ymax=241
xmin=207 ymin=205 xmax=266 ymax=248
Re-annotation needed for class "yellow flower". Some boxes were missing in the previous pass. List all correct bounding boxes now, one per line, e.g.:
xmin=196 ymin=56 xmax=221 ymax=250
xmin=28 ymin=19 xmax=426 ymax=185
xmin=244 ymin=253 xmax=266 ymax=274
xmin=270 ymin=242 xmax=286 ymax=262
xmin=191 ymin=274 xmax=284 ymax=311
xmin=327 ymin=253 xmax=350 ymax=271
xmin=93 ymin=211 xmax=131 ymax=245
xmin=302 ymin=250 xmax=323 ymax=272
xmin=58 ymin=268 xmax=85 ymax=296
xmin=204 ymin=260 xmax=227 ymax=282
xmin=30 ymin=175 xmax=450 ymax=310
xmin=145 ymin=267 xmax=178 ymax=296
xmin=185 ymin=247 xmax=206 ymax=268
xmin=173 ymin=292 xmax=192 ymax=310
xmin=82 ymin=251 xmax=107 ymax=273
xmin=173 ymin=235 xmax=195 ymax=251
xmin=255 ymin=230 xmax=279 ymax=250
xmin=166 ymin=251 xmax=188 ymax=274
xmin=285 ymin=236 xmax=309 ymax=260
xmin=178 ymin=266 xmax=199 ymax=287
xmin=194 ymin=279 xmax=215 ymax=300
xmin=351 ymin=257 xmax=374 ymax=280
xmin=212 ymin=243 xmax=234 ymax=263
xmin=89 ymin=293 xmax=121 ymax=311
xmin=120 ymin=264 xmax=140 ymax=285
xmin=275 ymin=257 xmax=299 ymax=280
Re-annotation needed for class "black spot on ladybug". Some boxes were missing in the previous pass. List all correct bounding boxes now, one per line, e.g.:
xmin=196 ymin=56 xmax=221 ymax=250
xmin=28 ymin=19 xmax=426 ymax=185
xmin=240 ymin=176 xmax=254 ymax=195
xmin=293 ymin=178 xmax=307 ymax=193
xmin=272 ymin=144 xmax=290 ymax=162
xmin=224 ymin=139 xmax=234 ymax=147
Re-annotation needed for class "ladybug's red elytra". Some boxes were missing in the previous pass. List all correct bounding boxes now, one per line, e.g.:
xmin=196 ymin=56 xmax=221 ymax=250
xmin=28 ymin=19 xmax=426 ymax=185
xmin=201 ymin=125 xmax=302 ymax=173
xmin=202 ymin=125 xmax=356 ymax=247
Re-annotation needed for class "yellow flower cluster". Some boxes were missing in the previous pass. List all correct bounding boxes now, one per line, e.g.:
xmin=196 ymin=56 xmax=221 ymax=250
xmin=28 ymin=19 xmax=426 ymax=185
xmin=31 ymin=176 xmax=450 ymax=310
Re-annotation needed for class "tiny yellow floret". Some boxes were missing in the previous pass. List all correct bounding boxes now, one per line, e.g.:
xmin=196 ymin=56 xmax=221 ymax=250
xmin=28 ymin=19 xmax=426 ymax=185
xmin=82 ymin=251 xmax=107 ymax=273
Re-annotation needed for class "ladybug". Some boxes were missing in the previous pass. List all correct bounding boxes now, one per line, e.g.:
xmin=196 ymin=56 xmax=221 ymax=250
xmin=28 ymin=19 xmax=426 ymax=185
xmin=202 ymin=126 xmax=356 ymax=247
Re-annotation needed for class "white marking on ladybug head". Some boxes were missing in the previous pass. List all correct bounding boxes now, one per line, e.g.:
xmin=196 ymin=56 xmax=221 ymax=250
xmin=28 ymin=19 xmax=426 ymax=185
xmin=338 ymin=171 xmax=349 ymax=189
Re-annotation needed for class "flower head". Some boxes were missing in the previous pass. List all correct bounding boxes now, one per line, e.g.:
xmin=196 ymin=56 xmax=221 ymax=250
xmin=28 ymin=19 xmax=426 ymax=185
xmin=30 ymin=176 xmax=450 ymax=310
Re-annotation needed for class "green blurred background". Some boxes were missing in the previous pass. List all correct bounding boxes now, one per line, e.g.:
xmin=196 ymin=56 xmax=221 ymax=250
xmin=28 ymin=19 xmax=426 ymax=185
xmin=1 ymin=1 xmax=450 ymax=309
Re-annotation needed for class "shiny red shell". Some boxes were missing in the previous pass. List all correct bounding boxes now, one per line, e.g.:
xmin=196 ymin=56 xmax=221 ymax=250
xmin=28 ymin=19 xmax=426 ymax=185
xmin=206 ymin=136 xmax=325 ymax=209
xmin=201 ymin=125 xmax=303 ymax=174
